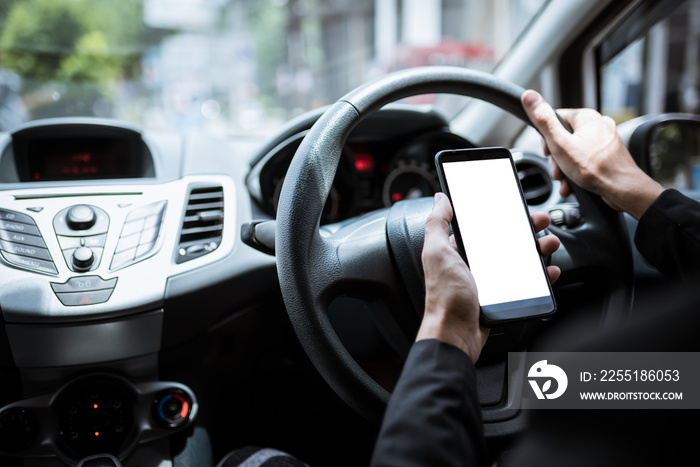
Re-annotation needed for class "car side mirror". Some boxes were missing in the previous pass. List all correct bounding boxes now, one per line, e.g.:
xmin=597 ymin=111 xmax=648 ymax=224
xmin=626 ymin=114 xmax=700 ymax=189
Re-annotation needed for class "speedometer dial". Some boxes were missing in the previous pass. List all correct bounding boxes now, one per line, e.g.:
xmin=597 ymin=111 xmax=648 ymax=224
xmin=382 ymin=160 xmax=440 ymax=207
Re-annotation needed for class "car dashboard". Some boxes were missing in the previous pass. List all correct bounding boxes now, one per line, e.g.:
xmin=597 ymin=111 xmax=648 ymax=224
xmin=0 ymin=107 xmax=557 ymax=466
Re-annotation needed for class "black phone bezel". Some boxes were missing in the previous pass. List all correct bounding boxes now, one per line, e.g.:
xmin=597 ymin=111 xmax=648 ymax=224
xmin=434 ymin=146 xmax=556 ymax=325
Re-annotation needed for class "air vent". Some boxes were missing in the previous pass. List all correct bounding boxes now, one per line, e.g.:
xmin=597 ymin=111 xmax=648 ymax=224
xmin=515 ymin=161 xmax=553 ymax=205
xmin=176 ymin=186 xmax=224 ymax=264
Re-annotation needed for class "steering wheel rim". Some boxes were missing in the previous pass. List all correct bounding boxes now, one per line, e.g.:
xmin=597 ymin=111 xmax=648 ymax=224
xmin=275 ymin=66 xmax=634 ymax=424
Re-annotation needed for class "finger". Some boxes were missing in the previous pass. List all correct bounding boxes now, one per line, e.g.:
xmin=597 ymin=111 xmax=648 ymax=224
xmin=559 ymin=179 xmax=572 ymax=198
xmin=531 ymin=212 xmax=551 ymax=233
xmin=542 ymin=139 xmax=550 ymax=156
xmin=548 ymin=159 xmax=573 ymax=197
xmin=549 ymin=157 xmax=564 ymax=181
xmin=537 ymin=234 xmax=560 ymax=257
xmin=521 ymin=90 xmax=571 ymax=145
xmin=546 ymin=265 xmax=561 ymax=284
xmin=424 ymin=193 xmax=453 ymax=249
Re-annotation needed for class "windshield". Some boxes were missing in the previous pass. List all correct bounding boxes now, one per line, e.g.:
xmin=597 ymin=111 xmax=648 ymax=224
xmin=0 ymin=0 xmax=546 ymax=136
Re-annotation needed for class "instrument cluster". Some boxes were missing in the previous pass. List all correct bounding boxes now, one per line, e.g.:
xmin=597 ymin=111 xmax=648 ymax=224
xmin=252 ymin=111 xmax=475 ymax=224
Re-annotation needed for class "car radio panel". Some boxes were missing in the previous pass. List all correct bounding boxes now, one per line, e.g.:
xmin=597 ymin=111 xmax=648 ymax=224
xmin=0 ymin=120 xmax=235 ymax=323
xmin=0 ymin=177 xmax=233 ymax=323
xmin=0 ymin=200 xmax=167 ymax=298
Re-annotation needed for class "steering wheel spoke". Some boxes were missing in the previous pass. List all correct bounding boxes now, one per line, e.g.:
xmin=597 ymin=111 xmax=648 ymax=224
xmin=322 ymin=210 xmax=408 ymax=304
xmin=316 ymin=212 xmax=421 ymax=359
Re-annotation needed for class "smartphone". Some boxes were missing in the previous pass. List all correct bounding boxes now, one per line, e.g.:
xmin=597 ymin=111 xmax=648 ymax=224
xmin=434 ymin=147 xmax=556 ymax=325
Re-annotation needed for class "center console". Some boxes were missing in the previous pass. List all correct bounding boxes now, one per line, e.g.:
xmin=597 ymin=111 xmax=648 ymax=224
xmin=0 ymin=119 xmax=236 ymax=465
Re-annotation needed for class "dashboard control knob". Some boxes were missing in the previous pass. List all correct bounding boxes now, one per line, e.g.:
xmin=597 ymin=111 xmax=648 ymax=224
xmin=152 ymin=390 xmax=192 ymax=428
xmin=72 ymin=247 xmax=95 ymax=271
xmin=67 ymin=205 xmax=97 ymax=230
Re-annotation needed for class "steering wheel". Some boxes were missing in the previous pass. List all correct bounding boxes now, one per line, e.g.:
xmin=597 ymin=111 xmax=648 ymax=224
xmin=275 ymin=66 xmax=633 ymax=424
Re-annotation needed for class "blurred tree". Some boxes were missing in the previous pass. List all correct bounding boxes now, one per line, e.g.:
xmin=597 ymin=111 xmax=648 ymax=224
xmin=0 ymin=0 xmax=143 ymax=119
xmin=247 ymin=0 xmax=287 ymax=110
xmin=0 ymin=0 xmax=142 ymax=88
xmin=0 ymin=0 xmax=19 ymax=31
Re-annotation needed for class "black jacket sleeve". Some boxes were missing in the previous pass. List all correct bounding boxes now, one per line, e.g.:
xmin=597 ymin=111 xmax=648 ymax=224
xmin=369 ymin=339 xmax=487 ymax=467
xmin=634 ymin=188 xmax=700 ymax=282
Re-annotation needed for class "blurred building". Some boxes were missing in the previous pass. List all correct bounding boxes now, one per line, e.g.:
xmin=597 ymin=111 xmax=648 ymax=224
xmin=135 ymin=0 xmax=546 ymax=134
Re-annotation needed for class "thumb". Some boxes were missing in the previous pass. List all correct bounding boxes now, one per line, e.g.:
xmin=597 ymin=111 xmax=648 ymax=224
xmin=424 ymin=193 xmax=453 ymax=246
xmin=521 ymin=90 xmax=570 ymax=147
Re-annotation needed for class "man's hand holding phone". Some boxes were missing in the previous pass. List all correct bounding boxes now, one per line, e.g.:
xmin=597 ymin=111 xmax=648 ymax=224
xmin=435 ymin=147 xmax=557 ymax=325
xmin=417 ymin=192 xmax=560 ymax=363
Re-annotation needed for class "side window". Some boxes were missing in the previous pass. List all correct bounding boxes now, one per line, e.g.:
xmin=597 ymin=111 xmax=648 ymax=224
xmin=599 ymin=0 xmax=700 ymax=123
xmin=598 ymin=0 xmax=700 ymax=189
xmin=649 ymin=120 xmax=700 ymax=189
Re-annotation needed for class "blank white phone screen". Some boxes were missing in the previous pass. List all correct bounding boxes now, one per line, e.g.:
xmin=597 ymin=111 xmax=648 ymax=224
xmin=442 ymin=157 xmax=551 ymax=306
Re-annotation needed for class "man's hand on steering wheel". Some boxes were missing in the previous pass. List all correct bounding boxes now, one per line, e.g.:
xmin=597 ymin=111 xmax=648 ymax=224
xmin=522 ymin=90 xmax=663 ymax=220
xmin=417 ymin=192 xmax=562 ymax=364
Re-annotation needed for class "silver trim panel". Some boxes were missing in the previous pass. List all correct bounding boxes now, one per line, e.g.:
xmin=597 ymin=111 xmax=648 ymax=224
xmin=0 ymin=174 xmax=236 ymax=323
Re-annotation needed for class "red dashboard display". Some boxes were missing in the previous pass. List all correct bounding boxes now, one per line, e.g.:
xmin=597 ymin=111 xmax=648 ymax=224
xmin=26 ymin=138 xmax=131 ymax=181
xmin=354 ymin=152 xmax=374 ymax=173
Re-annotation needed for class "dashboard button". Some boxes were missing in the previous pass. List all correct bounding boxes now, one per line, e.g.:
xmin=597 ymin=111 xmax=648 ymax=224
xmin=120 ymin=219 xmax=144 ymax=238
xmin=54 ymin=205 xmax=109 ymax=236
xmin=126 ymin=201 xmax=165 ymax=222
xmin=83 ymin=234 xmax=107 ymax=248
xmin=135 ymin=241 xmax=156 ymax=259
xmin=115 ymin=233 xmax=140 ymax=253
xmin=0 ymin=240 xmax=52 ymax=261
xmin=63 ymin=247 xmax=103 ymax=273
xmin=139 ymin=226 xmax=159 ymax=245
xmin=51 ymin=276 xmax=117 ymax=293
xmin=72 ymin=247 xmax=95 ymax=271
xmin=0 ymin=251 xmax=57 ymax=275
xmin=56 ymin=235 xmax=82 ymax=250
xmin=66 ymin=205 xmax=97 ymax=230
xmin=55 ymin=288 xmax=114 ymax=306
xmin=0 ymin=230 xmax=46 ymax=248
xmin=57 ymin=234 xmax=107 ymax=250
xmin=109 ymin=201 xmax=166 ymax=271
xmin=0 ymin=209 xmax=36 ymax=225
xmin=153 ymin=390 xmax=192 ymax=428
xmin=143 ymin=213 xmax=164 ymax=231
xmin=0 ymin=220 xmax=41 ymax=237
xmin=111 ymin=248 xmax=136 ymax=270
